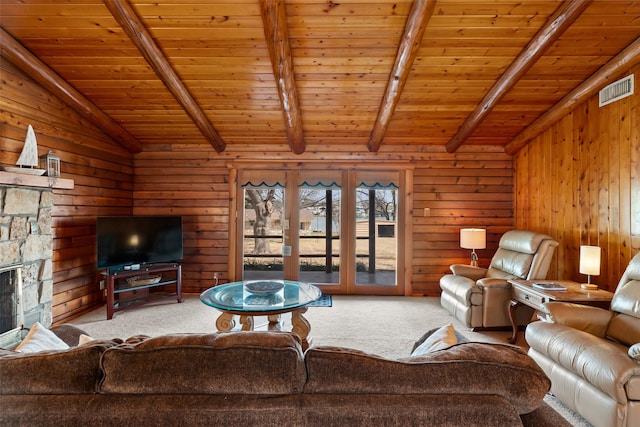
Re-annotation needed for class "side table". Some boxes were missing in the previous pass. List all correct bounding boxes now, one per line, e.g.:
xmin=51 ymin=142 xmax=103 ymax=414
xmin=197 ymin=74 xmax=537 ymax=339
xmin=507 ymin=279 xmax=614 ymax=343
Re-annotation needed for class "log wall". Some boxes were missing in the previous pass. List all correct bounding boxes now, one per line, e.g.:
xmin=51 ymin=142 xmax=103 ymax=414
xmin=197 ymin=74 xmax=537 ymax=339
xmin=1 ymin=60 xmax=134 ymax=323
xmin=515 ymin=65 xmax=639 ymax=292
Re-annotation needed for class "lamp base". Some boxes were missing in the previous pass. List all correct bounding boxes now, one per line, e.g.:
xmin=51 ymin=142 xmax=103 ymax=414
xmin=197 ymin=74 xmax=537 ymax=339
xmin=469 ymin=250 xmax=478 ymax=267
xmin=580 ymin=283 xmax=598 ymax=290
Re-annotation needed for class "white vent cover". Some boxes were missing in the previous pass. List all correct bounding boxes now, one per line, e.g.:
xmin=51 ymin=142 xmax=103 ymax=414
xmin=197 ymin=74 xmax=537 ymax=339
xmin=599 ymin=74 xmax=634 ymax=107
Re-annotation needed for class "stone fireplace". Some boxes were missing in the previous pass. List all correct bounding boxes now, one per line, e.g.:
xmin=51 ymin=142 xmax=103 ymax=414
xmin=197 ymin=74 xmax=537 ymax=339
xmin=0 ymin=184 xmax=54 ymax=347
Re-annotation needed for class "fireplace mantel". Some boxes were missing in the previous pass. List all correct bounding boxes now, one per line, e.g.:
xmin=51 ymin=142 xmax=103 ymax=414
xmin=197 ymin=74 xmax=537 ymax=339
xmin=0 ymin=171 xmax=74 ymax=189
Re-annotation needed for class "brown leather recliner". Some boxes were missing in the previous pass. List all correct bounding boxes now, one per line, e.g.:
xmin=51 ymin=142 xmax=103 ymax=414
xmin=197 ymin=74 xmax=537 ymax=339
xmin=526 ymin=251 xmax=640 ymax=427
xmin=439 ymin=230 xmax=559 ymax=329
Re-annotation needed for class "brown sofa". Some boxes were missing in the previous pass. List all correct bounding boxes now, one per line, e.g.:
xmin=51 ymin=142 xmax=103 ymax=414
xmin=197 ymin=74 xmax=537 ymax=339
xmin=0 ymin=326 xmax=552 ymax=426
xmin=526 ymin=251 xmax=640 ymax=427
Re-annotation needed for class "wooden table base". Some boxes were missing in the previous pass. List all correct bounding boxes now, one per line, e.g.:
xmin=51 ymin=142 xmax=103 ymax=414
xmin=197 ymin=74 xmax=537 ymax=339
xmin=215 ymin=307 xmax=312 ymax=349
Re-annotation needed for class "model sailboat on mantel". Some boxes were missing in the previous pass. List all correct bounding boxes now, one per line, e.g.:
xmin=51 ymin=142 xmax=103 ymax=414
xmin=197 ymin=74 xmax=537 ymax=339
xmin=3 ymin=124 xmax=46 ymax=175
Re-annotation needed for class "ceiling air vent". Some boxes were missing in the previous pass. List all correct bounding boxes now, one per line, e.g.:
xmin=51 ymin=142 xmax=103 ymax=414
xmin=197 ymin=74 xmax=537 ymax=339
xmin=599 ymin=74 xmax=634 ymax=107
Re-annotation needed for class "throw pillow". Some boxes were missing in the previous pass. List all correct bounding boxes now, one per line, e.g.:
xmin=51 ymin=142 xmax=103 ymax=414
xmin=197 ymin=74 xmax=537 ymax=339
xmin=14 ymin=322 xmax=70 ymax=353
xmin=629 ymin=343 xmax=640 ymax=360
xmin=78 ymin=334 xmax=95 ymax=346
xmin=411 ymin=323 xmax=458 ymax=356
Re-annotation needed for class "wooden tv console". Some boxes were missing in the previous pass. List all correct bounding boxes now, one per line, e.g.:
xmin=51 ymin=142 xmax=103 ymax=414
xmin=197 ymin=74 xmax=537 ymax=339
xmin=101 ymin=263 xmax=182 ymax=319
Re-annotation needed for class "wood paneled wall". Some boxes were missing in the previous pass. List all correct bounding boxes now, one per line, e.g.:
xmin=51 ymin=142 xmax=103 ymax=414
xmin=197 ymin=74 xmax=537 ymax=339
xmin=515 ymin=65 xmax=639 ymax=292
xmin=1 ymin=60 xmax=134 ymax=323
xmin=412 ymin=149 xmax=514 ymax=293
xmin=134 ymin=145 xmax=513 ymax=296
xmin=132 ymin=149 xmax=231 ymax=293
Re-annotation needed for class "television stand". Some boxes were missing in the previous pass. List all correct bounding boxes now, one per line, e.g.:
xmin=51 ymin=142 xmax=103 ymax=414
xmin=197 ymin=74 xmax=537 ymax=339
xmin=101 ymin=263 xmax=182 ymax=319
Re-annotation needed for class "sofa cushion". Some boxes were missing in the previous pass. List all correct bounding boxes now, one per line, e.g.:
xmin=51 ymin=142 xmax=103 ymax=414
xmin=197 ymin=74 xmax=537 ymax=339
xmin=606 ymin=278 xmax=640 ymax=346
xmin=498 ymin=230 xmax=549 ymax=254
xmin=304 ymin=342 xmax=550 ymax=414
xmin=488 ymin=249 xmax=532 ymax=279
xmin=606 ymin=312 xmax=640 ymax=347
xmin=526 ymin=321 xmax=640 ymax=401
xmin=0 ymin=339 xmax=120 ymax=394
xmin=99 ymin=331 xmax=306 ymax=395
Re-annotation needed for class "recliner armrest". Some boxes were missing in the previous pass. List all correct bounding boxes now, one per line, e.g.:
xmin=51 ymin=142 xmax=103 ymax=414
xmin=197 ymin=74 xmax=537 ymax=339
xmin=538 ymin=302 xmax=613 ymax=338
xmin=449 ymin=264 xmax=488 ymax=281
xmin=476 ymin=278 xmax=511 ymax=289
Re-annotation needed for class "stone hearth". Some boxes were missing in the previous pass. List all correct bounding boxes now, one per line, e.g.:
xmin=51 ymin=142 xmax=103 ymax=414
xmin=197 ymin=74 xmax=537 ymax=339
xmin=0 ymin=185 xmax=54 ymax=345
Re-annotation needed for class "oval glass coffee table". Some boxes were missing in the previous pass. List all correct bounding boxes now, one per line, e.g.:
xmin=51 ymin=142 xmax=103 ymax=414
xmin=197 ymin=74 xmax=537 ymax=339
xmin=200 ymin=280 xmax=322 ymax=349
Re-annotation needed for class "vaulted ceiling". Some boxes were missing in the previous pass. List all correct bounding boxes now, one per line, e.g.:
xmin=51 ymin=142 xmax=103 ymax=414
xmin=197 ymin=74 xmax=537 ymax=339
xmin=1 ymin=0 xmax=639 ymax=156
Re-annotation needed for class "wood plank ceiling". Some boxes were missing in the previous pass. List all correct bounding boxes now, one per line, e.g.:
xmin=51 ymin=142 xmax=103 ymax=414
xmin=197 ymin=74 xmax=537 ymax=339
xmin=1 ymin=0 xmax=639 ymax=155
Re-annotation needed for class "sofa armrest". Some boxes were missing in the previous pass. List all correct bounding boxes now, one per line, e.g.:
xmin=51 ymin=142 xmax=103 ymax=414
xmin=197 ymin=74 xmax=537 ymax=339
xmin=538 ymin=302 xmax=613 ymax=338
xmin=449 ymin=264 xmax=487 ymax=281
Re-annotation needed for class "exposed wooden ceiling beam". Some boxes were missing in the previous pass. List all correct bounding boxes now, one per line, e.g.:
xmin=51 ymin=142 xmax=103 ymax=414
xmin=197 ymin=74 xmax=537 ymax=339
xmin=506 ymin=36 xmax=640 ymax=155
xmin=0 ymin=27 xmax=143 ymax=154
xmin=103 ymin=0 xmax=226 ymax=153
xmin=260 ymin=0 xmax=305 ymax=155
xmin=445 ymin=0 xmax=592 ymax=153
xmin=368 ymin=0 xmax=436 ymax=153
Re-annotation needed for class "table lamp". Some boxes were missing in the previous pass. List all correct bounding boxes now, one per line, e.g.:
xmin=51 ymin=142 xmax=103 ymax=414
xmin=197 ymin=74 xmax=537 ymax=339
xmin=460 ymin=228 xmax=486 ymax=267
xmin=580 ymin=245 xmax=601 ymax=290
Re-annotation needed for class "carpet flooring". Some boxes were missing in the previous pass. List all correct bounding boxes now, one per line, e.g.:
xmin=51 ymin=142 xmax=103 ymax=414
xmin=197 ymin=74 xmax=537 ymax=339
xmin=69 ymin=294 xmax=591 ymax=426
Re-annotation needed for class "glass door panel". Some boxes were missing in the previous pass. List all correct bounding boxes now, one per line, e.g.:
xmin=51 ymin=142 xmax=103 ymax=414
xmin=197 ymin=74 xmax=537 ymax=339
xmin=354 ymin=185 xmax=397 ymax=286
xmin=233 ymin=167 xmax=408 ymax=295
xmin=242 ymin=186 xmax=285 ymax=281
xmin=298 ymin=187 xmax=341 ymax=285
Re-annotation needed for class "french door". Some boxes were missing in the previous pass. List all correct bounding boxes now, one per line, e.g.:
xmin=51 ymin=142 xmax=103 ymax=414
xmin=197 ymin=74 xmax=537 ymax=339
xmin=230 ymin=164 xmax=412 ymax=296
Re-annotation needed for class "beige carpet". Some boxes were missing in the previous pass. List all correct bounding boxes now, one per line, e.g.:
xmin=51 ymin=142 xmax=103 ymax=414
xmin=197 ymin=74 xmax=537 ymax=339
xmin=70 ymin=294 xmax=591 ymax=426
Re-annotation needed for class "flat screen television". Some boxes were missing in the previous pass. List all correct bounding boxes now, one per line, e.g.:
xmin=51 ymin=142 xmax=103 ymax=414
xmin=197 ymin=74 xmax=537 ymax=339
xmin=96 ymin=216 xmax=183 ymax=270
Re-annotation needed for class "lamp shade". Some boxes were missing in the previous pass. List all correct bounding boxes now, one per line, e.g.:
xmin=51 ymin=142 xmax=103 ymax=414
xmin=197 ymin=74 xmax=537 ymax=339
xmin=460 ymin=228 xmax=486 ymax=250
xmin=579 ymin=245 xmax=601 ymax=276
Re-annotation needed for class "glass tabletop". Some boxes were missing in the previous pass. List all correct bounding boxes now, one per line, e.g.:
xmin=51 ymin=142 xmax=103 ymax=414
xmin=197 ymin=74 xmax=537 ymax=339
xmin=200 ymin=280 xmax=322 ymax=313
